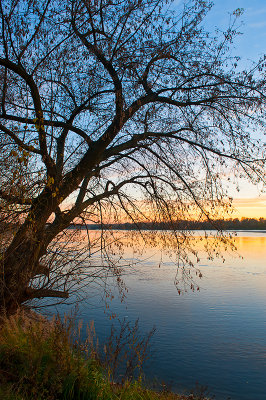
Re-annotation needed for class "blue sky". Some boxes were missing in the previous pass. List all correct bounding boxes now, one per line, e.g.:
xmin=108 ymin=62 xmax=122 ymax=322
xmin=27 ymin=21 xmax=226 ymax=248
xmin=171 ymin=0 xmax=266 ymax=64
xmin=207 ymin=1 xmax=266 ymax=216
xmin=205 ymin=0 xmax=266 ymax=63
xmin=171 ymin=1 xmax=266 ymax=217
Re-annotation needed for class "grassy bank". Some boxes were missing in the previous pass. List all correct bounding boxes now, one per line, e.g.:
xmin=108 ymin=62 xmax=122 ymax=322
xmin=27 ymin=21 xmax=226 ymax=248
xmin=0 ymin=311 xmax=209 ymax=400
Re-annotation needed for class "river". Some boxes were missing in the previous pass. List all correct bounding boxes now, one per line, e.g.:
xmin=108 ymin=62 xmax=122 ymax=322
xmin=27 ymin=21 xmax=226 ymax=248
xmin=52 ymin=230 xmax=266 ymax=400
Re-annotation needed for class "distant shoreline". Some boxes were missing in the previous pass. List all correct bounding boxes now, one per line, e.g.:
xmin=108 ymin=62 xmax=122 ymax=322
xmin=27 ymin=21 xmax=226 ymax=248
xmin=66 ymin=219 xmax=266 ymax=232
xmin=3 ymin=220 xmax=266 ymax=232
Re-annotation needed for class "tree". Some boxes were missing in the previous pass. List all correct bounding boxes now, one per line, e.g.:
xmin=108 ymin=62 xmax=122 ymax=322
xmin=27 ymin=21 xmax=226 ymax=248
xmin=0 ymin=0 xmax=265 ymax=315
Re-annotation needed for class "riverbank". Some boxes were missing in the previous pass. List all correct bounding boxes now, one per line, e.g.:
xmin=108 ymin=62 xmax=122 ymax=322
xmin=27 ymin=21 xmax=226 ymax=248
xmin=0 ymin=310 xmax=210 ymax=400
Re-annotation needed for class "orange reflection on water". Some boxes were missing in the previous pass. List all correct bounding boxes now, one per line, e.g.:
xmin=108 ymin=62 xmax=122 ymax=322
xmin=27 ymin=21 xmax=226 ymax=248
xmin=53 ymin=228 xmax=266 ymax=307
xmin=59 ymin=228 xmax=266 ymax=275
xmin=63 ymin=228 xmax=266 ymax=261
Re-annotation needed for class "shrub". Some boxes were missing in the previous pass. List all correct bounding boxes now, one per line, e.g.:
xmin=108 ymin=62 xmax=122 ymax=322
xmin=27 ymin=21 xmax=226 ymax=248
xmin=0 ymin=311 xmax=108 ymax=400
xmin=0 ymin=310 xmax=210 ymax=400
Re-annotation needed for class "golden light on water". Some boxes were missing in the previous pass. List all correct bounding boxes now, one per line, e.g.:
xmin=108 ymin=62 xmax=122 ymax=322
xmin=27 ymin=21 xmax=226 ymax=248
xmin=52 ymin=228 xmax=266 ymax=304
xmin=67 ymin=229 xmax=266 ymax=272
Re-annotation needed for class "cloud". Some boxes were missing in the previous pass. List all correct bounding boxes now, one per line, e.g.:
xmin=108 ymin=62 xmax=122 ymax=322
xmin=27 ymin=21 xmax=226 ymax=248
xmin=245 ymin=6 xmax=266 ymax=17
xmin=248 ymin=21 xmax=266 ymax=28
xmin=231 ymin=196 xmax=266 ymax=218
xmin=233 ymin=196 xmax=266 ymax=207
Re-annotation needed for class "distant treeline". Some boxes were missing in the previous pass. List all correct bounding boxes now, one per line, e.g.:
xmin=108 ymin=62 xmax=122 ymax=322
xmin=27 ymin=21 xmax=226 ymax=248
xmin=68 ymin=218 xmax=266 ymax=231
xmin=1 ymin=218 xmax=266 ymax=233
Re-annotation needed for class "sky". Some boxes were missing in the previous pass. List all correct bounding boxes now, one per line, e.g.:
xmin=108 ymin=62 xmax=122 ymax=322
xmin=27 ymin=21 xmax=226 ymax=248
xmin=204 ymin=0 xmax=266 ymax=62
xmin=60 ymin=1 xmax=266 ymax=221
xmin=208 ymin=1 xmax=266 ymax=218
xmin=173 ymin=0 xmax=266 ymax=218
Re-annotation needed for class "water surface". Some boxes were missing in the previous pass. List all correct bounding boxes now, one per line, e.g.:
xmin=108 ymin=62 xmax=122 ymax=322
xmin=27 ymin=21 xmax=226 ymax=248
xmin=54 ymin=231 xmax=266 ymax=400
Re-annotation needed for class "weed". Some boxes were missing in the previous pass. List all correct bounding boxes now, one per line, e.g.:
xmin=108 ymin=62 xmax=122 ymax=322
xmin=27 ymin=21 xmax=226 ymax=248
xmin=0 ymin=310 xmax=210 ymax=400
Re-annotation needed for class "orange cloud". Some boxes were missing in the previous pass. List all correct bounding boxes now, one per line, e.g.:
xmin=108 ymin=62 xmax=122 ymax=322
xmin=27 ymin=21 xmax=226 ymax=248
xmin=231 ymin=196 xmax=266 ymax=219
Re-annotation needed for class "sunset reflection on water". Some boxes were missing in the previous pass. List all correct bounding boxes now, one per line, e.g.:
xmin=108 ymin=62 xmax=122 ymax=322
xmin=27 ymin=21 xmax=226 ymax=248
xmin=55 ymin=230 xmax=266 ymax=400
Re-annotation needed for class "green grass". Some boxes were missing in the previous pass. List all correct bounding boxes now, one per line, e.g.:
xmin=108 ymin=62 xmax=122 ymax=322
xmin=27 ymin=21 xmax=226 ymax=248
xmin=0 ymin=311 xmax=209 ymax=400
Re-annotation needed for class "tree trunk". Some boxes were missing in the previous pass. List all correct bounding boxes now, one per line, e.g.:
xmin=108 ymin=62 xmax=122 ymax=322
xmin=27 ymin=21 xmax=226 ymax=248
xmin=0 ymin=222 xmax=47 ymax=315
xmin=0 ymin=181 xmax=89 ymax=315
xmin=0 ymin=189 xmax=61 ymax=315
